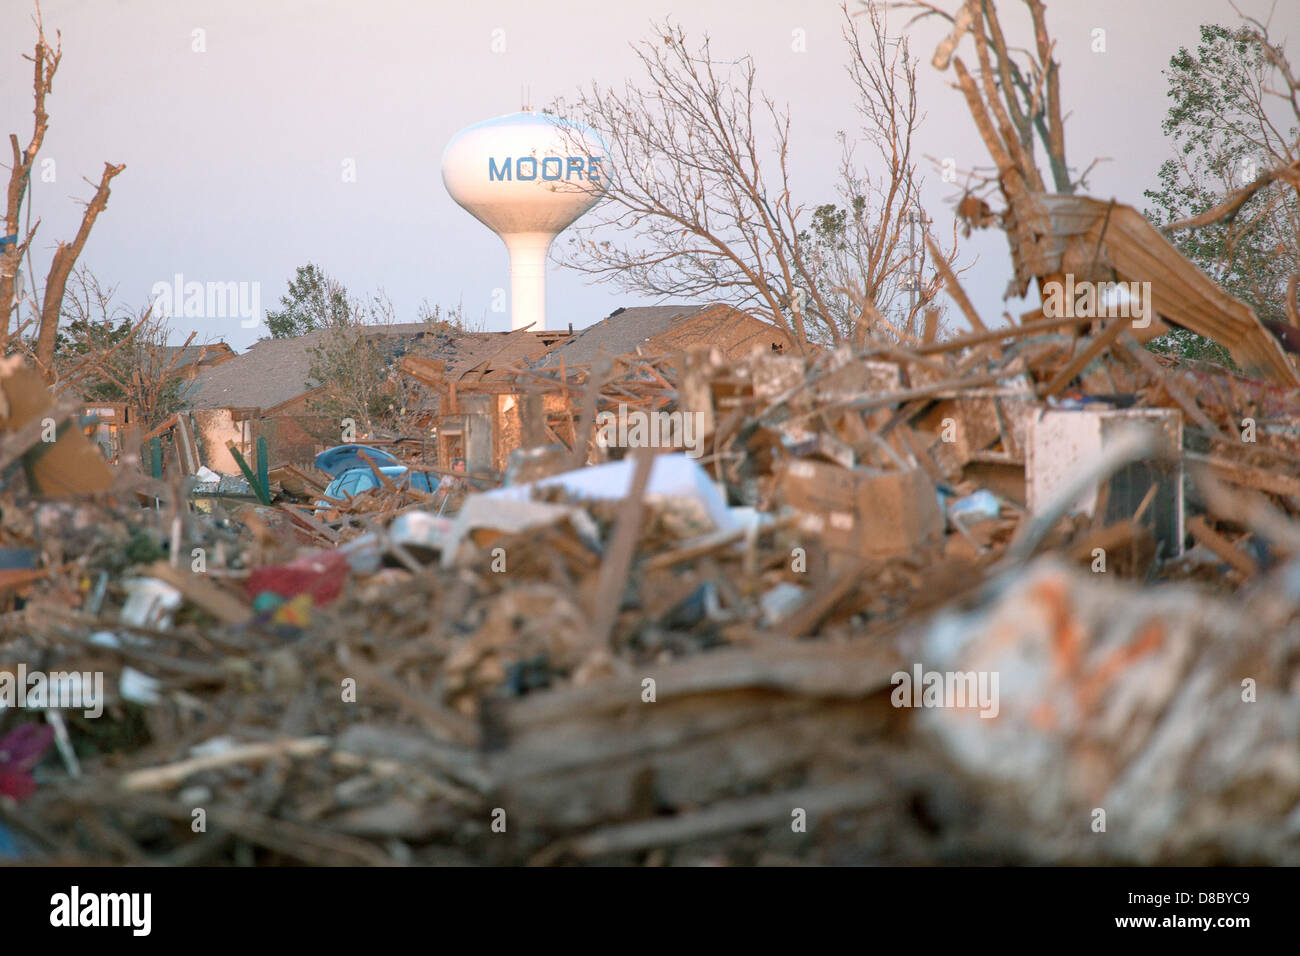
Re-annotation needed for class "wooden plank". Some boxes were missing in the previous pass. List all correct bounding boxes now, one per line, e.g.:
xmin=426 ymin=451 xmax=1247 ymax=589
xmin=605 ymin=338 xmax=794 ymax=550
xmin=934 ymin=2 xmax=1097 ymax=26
xmin=0 ymin=565 xmax=58 ymax=591
xmin=642 ymin=515 xmax=798 ymax=573
xmin=568 ymin=778 xmax=884 ymax=858
xmin=0 ymin=399 xmax=77 ymax=472
xmin=588 ymin=448 xmax=656 ymax=647
xmin=1186 ymin=452 xmax=1300 ymax=499
xmin=1120 ymin=334 xmax=1232 ymax=442
xmin=785 ymin=370 xmax=1011 ymax=425
xmin=1038 ymin=318 xmax=1127 ymax=397
xmin=1067 ymin=520 xmax=1142 ymax=563
xmin=915 ymin=312 xmax=1102 ymax=356
xmin=146 ymin=561 xmax=253 ymax=625
xmin=120 ymin=737 xmax=331 ymax=792
xmin=0 ymin=356 xmax=113 ymax=495
xmin=500 ymin=634 xmax=901 ymax=731
xmin=1187 ymin=516 xmax=1258 ymax=577
xmin=775 ymin=557 xmax=869 ymax=638
xmin=280 ymin=504 xmax=339 ymax=544
xmin=335 ymin=644 xmax=481 ymax=747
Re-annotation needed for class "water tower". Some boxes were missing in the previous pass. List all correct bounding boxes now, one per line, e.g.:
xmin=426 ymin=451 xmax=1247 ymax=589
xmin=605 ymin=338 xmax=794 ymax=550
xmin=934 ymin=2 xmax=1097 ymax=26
xmin=442 ymin=111 xmax=608 ymax=331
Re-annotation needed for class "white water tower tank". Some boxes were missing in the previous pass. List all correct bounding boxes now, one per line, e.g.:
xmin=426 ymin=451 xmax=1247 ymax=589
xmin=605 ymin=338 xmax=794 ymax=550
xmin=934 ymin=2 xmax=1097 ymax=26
xmin=442 ymin=111 xmax=608 ymax=332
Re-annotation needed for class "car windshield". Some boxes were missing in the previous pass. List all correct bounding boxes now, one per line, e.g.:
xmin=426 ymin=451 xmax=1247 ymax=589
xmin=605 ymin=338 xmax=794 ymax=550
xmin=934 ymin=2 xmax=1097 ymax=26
xmin=324 ymin=467 xmax=436 ymax=500
xmin=329 ymin=471 xmax=380 ymax=499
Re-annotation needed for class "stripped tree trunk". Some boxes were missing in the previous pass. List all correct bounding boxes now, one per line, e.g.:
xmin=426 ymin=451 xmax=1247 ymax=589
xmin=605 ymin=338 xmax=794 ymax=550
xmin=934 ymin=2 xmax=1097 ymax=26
xmin=34 ymin=162 xmax=125 ymax=379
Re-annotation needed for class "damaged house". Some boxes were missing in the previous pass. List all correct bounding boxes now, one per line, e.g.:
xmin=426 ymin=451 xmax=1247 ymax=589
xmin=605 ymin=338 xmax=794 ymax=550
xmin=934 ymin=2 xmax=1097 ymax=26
xmin=538 ymin=304 xmax=793 ymax=367
xmin=179 ymin=323 xmax=442 ymax=474
xmin=398 ymin=304 xmax=795 ymax=474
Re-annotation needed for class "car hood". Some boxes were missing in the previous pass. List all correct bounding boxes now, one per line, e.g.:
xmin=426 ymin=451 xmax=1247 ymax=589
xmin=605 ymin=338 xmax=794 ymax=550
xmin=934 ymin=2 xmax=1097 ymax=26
xmin=314 ymin=444 xmax=401 ymax=476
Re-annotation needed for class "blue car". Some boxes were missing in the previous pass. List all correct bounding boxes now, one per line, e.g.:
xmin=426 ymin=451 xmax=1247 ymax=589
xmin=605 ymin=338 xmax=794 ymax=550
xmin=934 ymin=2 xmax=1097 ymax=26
xmin=325 ymin=465 xmax=438 ymax=498
xmin=314 ymin=444 xmax=402 ymax=476
xmin=312 ymin=445 xmax=440 ymax=518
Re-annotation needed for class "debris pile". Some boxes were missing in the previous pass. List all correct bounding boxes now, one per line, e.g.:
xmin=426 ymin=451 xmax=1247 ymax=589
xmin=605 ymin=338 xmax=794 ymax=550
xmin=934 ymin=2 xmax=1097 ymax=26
xmin=2 ymin=301 xmax=1299 ymax=865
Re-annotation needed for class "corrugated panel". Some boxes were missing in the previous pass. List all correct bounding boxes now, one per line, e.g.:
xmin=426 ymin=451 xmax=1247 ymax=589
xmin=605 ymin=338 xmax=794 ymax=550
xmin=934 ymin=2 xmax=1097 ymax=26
xmin=1010 ymin=193 xmax=1299 ymax=386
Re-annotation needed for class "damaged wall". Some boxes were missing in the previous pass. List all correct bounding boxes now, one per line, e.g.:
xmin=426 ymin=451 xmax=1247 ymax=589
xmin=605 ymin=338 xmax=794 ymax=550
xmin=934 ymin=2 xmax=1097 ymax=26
xmin=191 ymin=409 xmax=244 ymax=474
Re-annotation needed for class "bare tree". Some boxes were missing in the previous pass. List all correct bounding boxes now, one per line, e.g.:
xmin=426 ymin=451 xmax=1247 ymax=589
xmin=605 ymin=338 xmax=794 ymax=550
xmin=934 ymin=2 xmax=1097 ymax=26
xmin=304 ymin=287 xmax=456 ymax=440
xmin=554 ymin=3 xmax=959 ymax=350
xmin=52 ymin=267 xmax=191 ymax=431
xmin=902 ymin=0 xmax=1082 ymax=195
xmin=803 ymin=4 xmax=962 ymax=345
xmin=1 ymin=2 xmax=125 ymax=377
xmin=897 ymin=0 xmax=1099 ymax=313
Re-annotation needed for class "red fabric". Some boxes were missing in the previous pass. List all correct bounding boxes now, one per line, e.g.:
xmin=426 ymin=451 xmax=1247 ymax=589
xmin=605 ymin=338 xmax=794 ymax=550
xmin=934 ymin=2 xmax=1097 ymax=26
xmin=245 ymin=549 xmax=349 ymax=605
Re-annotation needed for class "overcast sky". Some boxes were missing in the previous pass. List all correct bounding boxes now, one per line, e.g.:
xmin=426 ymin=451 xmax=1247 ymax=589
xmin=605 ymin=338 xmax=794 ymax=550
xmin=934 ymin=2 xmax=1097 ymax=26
xmin=2 ymin=0 xmax=1295 ymax=350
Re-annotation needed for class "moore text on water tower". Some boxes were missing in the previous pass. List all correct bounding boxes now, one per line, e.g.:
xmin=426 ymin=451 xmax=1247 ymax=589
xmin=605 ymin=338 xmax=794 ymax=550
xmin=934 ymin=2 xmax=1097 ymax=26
xmin=488 ymin=155 xmax=603 ymax=183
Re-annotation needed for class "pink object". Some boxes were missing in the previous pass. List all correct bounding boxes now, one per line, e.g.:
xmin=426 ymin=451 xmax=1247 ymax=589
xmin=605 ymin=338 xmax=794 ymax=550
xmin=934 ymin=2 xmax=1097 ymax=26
xmin=0 ymin=723 xmax=55 ymax=801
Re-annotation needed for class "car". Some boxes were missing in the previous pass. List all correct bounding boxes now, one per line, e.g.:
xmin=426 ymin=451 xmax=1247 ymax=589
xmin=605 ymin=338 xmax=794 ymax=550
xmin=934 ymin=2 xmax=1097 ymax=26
xmin=325 ymin=465 xmax=438 ymax=499
xmin=313 ymin=443 xmax=401 ymax=477
xmin=311 ymin=444 xmax=441 ymax=518
xmin=314 ymin=466 xmax=441 ymax=519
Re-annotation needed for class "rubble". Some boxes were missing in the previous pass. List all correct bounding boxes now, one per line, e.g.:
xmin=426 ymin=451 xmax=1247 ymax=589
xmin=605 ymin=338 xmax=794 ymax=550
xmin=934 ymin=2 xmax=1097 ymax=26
xmin=0 ymin=298 xmax=1297 ymax=866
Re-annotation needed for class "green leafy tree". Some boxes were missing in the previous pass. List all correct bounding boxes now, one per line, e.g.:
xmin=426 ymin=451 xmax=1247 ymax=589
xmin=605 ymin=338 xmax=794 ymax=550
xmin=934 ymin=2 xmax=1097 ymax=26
xmin=265 ymin=263 xmax=351 ymax=338
xmin=1144 ymin=23 xmax=1300 ymax=366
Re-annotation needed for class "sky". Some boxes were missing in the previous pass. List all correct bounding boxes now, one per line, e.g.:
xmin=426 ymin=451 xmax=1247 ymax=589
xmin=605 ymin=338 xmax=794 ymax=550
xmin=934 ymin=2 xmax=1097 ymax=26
xmin=2 ymin=0 xmax=1296 ymax=351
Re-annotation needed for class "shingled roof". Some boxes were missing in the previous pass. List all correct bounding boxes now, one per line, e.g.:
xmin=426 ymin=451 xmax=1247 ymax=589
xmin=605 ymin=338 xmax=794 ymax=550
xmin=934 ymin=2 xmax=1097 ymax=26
xmin=186 ymin=324 xmax=570 ymax=413
xmin=442 ymin=328 xmax=570 ymax=381
xmin=537 ymin=305 xmax=708 ymax=367
xmin=538 ymin=303 xmax=790 ymax=367
xmin=162 ymin=342 xmax=234 ymax=372
xmin=184 ymin=323 xmax=432 ymax=412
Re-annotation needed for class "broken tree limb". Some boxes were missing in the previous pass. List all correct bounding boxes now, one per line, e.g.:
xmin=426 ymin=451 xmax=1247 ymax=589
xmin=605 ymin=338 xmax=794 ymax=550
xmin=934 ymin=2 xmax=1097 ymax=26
xmin=1165 ymin=158 xmax=1300 ymax=232
xmin=35 ymin=162 xmax=126 ymax=378
xmin=926 ymin=232 xmax=987 ymax=333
